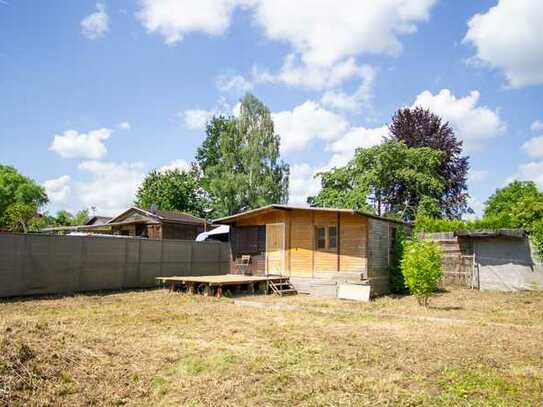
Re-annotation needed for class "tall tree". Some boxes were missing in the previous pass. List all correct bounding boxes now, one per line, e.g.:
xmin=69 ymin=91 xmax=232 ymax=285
xmin=484 ymin=180 xmax=543 ymax=227
xmin=135 ymin=168 xmax=209 ymax=217
xmin=0 ymin=165 xmax=48 ymax=230
xmin=309 ymin=141 xmax=445 ymax=221
xmin=388 ymin=107 xmax=470 ymax=219
xmin=196 ymin=93 xmax=289 ymax=217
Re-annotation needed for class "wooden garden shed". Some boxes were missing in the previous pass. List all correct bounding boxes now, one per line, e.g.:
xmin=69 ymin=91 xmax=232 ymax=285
xmin=214 ymin=205 xmax=410 ymax=297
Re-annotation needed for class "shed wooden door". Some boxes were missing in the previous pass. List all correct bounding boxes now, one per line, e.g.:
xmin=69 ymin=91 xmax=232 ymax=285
xmin=266 ymin=223 xmax=285 ymax=275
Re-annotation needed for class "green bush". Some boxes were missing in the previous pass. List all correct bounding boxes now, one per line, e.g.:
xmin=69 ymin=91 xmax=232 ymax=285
xmin=389 ymin=227 xmax=408 ymax=294
xmin=401 ymin=239 xmax=442 ymax=307
xmin=531 ymin=220 xmax=543 ymax=263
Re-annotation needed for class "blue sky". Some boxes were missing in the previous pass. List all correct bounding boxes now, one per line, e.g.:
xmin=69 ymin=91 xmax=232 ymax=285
xmin=1 ymin=0 xmax=543 ymax=216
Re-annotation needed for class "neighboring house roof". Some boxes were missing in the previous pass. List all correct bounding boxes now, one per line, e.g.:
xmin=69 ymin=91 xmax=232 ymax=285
xmin=107 ymin=207 xmax=207 ymax=226
xmin=213 ymin=204 xmax=410 ymax=225
xmin=454 ymin=229 xmax=528 ymax=239
xmin=85 ymin=216 xmax=112 ymax=226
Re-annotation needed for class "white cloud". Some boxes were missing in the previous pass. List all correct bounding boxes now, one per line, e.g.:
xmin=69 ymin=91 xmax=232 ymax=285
xmin=182 ymin=109 xmax=215 ymax=129
xmin=81 ymin=2 xmax=109 ymax=40
xmin=118 ymin=121 xmax=131 ymax=130
xmin=137 ymin=0 xmax=253 ymax=45
xmin=288 ymin=163 xmax=322 ymax=206
xmin=255 ymin=55 xmax=371 ymax=91
xmin=137 ymin=0 xmax=436 ymax=61
xmin=412 ymin=89 xmax=505 ymax=150
xmin=320 ymin=65 xmax=377 ymax=112
xmin=272 ymin=101 xmax=349 ymax=153
xmin=181 ymin=97 xmax=236 ymax=129
xmin=531 ymin=120 xmax=543 ymax=132
xmin=522 ymin=136 xmax=543 ymax=158
xmin=466 ymin=196 xmax=485 ymax=219
xmin=77 ymin=161 xmax=145 ymax=216
xmin=252 ymin=0 xmax=436 ymax=67
xmin=43 ymin=175 xmax=71 ymax=204
xmin=216 ymin=73 xmax=253 ymax=94
xmin=49 ymin=128 xmax=112 ymax=160
xmin=159 ymin=159 xmax=191 ymax=172
xmin=464 ymin=0 xmax=543 ymax=88
xmin=327 ymin=126 xmax=388 ymax=167
xmin=232 ymin=101 xmax=241 ymax=117
xmin=509 ymin=161 xmax=543 ymax=189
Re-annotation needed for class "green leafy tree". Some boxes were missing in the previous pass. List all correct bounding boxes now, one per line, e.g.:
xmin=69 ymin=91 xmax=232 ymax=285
xmin=3 ymin=203 xmax=38 ymax=233
xmin=55 ymin=210 xmax=75 ymax=226
xmin=484 ymin=181 xmax=543 ymax=225
xmin=0 ymin=165 xmax=48 ymax=230
xmin=401 ymin=239 xmax=442 ymax=307
xmin=388 ymin=107 xmax=470 ymax=218
xmin=196 ymin=93 xmax=289 ymax=217
xmin=54 ymin=209 xmax=89 ymax=226
xmin=135 ymin=168 xmax=208 ymax=217
xmin=309 ymin=141 xmax=445 ymax=221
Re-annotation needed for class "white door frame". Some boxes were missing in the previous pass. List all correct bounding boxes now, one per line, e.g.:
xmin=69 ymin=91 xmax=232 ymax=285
xmin=265 ymin=223 xmax=286 ymax=276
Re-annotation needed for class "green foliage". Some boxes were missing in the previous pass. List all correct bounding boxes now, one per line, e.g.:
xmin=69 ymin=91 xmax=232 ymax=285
xmin=401 ymin=239 xmax=442 ymax=307
xmin=414 ymin=214 xmax=514 ymax=234
xmin=389 ymin=227 xmax=408 ymax=293
xmin=531 ymin=220 xmax=543 ymax=263
xmin=0 ymin=165 xmax=48 ymax=230
xmin=54 ymin=209 xmax=89 ymax=226
xmin=388 ymin=106 xmax=470 ymax=218
xmin=416 ymin=180 xmax=543 ymax=259
xmin=196 ymin=93 xmax=289 ymax=217
xmin=484 ymin=181 xmax=541 ymax=218
xmin=135 ymin=168 xmax=208 ymax=217
xmin=310 ymin=141 xmax=445 ymax=221
xmin=308 ymin=166 xmax=372 ymax=212
xmin=3 ymin=203 xmax=38 ymax=233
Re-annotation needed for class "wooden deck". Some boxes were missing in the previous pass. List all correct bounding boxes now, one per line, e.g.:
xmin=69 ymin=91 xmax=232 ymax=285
xmin=156 ymin=274 xmax=287 ymax=297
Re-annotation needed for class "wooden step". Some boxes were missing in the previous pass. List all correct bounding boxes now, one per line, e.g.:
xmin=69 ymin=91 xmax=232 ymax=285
xmin=268 ymin=278 xmax=298 ymax=296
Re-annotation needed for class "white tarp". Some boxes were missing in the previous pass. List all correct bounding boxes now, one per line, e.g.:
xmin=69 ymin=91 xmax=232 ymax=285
xmin=196 ymin=225 xmax=230 ymax=241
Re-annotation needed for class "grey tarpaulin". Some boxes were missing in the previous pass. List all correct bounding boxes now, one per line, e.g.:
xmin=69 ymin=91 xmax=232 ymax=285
xmin=472 ymin=237 xmax=543 ymax=291
xmin=0 ymin=233 xmax=230 ymax=298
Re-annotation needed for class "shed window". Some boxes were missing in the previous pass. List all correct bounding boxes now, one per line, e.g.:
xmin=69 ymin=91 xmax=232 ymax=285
xmin=328 ymin=226 xmax=337 ymax=249
xmin=315 ymin=226 xmax=338 ymax=250
xmin=317 ymin=227 xmax=326 ymax=249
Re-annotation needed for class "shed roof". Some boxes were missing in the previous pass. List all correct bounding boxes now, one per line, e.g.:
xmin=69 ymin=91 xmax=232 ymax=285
xmin=213 ymin=204 xmax=410 ymax=225
xmin=107 ymin=207 xmax=206 ymax=225
xmin=85 ymin=216 xmax=112 ymax=226
xmin=454 ymin=229 xmax=528 ymax=239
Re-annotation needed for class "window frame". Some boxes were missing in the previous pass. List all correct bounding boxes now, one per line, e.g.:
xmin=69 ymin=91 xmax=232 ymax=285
xmin=315 ymin=224 xmax=338 ymax=251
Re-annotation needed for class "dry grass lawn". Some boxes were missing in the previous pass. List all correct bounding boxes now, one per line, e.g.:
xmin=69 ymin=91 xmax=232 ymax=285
xmin=1 ymin=288 xmax=542 ymax=406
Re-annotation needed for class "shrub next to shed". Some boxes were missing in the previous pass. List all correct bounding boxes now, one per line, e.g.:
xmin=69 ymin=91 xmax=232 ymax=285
xmin=401 ymin=239 xmax=442 ymax=307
